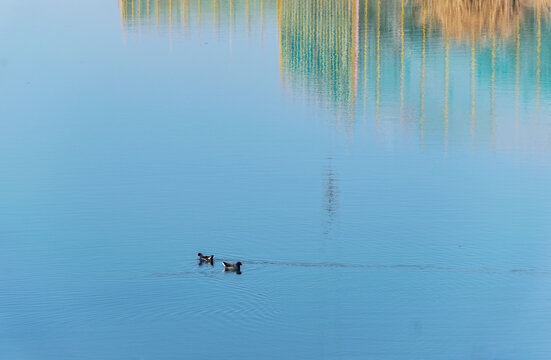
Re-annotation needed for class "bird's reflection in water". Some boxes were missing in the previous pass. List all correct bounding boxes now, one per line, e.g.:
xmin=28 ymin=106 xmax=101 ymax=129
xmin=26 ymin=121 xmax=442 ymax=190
xmin=224 ymin=270 xmax=242 ymax=275
xmin=198 ymin=260 xmax=214 ymax=266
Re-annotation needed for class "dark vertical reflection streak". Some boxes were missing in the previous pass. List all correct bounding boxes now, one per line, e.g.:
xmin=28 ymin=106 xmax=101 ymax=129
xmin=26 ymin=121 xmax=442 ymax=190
xmin=322 ymin=157 xmax=339 ymax=239
xmin=419 ymin=0 xmax=426 ymax=145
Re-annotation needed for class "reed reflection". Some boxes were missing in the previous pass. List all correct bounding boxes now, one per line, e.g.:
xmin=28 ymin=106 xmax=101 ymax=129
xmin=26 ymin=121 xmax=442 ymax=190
xmin=120 ymin=0 xmax=272 ymax=37
xmin=278 ymin=0 xmax=361 ymax=127
xmin=120 ymin=0 xmax=551 ymax=147
xmin=412 ymin=0 xmax=551 ymax=41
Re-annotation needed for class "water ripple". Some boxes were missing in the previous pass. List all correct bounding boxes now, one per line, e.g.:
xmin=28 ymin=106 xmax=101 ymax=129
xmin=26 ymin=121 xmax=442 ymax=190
xmin=216 ymin=257 xmax=551 ymax=275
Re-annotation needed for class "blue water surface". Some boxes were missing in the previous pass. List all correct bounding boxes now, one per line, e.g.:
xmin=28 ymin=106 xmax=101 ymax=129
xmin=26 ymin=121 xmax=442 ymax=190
xmin=1 ymin=0 xmax=551 ymax=359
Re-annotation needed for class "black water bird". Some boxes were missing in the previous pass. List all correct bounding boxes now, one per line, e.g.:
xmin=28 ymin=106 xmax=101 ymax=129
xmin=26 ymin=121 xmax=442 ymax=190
xmin=197 ymin=253 xmax=214 ymax=264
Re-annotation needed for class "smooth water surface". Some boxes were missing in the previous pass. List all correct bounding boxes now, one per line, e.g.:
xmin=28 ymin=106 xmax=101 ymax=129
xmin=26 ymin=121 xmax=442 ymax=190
xmin=2 ymin=0 xmax=551 ymax=358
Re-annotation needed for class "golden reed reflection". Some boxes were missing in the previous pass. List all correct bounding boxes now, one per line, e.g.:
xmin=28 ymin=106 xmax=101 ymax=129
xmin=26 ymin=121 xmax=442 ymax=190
xmin=412 ymin=0 xmax=551 ymax=41
xmin=121 ymin=0 xmax=270 ymax=37
xmin=120 ymin=0 xmax=551 ymax=146
xmin=376 ymin=0 xmax=381 ymax=126
xmin=400 ymin=0 xmax=405 ymax=123
xmin=491 ymin=31 xmax=496 ymax=146
xmin=471 ymin=32 xmax=476 ymax=142
xmin=363 ymin=0 xmax=368 ymax=125
xmin=444 ymin=34 xmax=449 ymax=150
xmin=420 ymin=0 xmax=426 ymax=144
xmin=537 ymin=3 xmax=542 ymax=118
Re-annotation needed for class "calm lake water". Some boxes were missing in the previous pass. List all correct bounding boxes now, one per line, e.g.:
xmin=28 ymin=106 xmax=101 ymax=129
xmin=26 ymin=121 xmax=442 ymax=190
xmin=2 ymin=0 xmax=551 ymax=358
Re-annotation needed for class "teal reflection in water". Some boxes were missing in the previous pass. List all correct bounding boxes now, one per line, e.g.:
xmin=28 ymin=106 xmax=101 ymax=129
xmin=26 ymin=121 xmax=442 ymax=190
xmin=122 ymin=0 xmax=551 ymax=146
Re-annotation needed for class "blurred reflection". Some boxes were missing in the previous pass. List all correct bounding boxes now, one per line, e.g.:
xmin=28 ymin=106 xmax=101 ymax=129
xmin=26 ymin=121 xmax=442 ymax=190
xmin=278 ymin=0 xmax=360 ymax=127
xmin=120 ymin=0 xmax=551 ymax=147
xmin=412 ymin=0 xmax=551 ymax=41
xmin=322 ymin=157 xmax=339 ymax=238
xmin=120 ymin=0 xmax=272 ymax=36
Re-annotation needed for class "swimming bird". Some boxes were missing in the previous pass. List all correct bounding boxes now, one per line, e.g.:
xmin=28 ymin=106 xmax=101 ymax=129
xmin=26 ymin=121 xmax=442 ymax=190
xmin=222 ymin=261 xmax=242 ymax=272
xmin=197 ymin=253 xmax=215 ymax=263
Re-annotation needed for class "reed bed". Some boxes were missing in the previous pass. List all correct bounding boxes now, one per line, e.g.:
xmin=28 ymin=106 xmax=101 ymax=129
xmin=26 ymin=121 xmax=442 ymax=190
xmin=414 ymin=0 xmax=551 ymax=41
